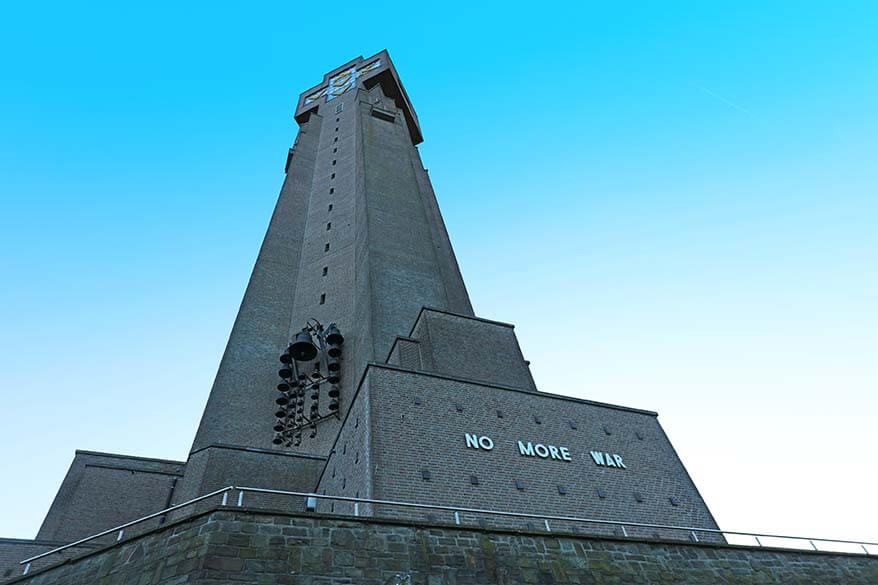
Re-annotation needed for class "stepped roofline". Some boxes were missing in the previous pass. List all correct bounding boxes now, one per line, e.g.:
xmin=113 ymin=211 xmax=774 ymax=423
xmin=294 ymin=49 xmax=423 ymax=145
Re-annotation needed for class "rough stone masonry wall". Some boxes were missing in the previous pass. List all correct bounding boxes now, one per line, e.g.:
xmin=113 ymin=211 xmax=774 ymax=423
xmin=7 ymin=508 xmax=877 ymax=585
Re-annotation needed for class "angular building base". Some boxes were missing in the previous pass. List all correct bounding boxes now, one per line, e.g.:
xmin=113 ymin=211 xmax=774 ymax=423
xmin=5 ymin=507 xmax=877 ymax=584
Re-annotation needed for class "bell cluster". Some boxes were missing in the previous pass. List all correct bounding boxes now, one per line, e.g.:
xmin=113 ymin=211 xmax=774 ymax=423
xmin=273 ymin=322 xmax=344 ymax=447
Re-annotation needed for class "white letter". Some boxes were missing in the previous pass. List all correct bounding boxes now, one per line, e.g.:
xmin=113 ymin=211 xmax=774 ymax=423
xmin=590 ymin=451 xmax=605 ymax=466
xmin=465 ymin=434 xmax=479 ymax=449
xmin=613 ymin=454 xmax=627 ymax=469
xmin=518 ymin=441 xmax=535 ymax=456
xmin=534 ymin=444 xmax=550 ymax=458
xmin=604 ymin=452 xmax=617 ymax=467
xmin=548 ymin=445 xmax=561 ymax=460
xmin=478 ymin=436 xmax=494 ymax=450
xmin=559 ymin=447 xmax=572 ymax=461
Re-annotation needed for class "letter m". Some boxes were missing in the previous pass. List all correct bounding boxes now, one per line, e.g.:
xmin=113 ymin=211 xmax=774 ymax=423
xmin=518 ymin=441 xmax=535 ymax=456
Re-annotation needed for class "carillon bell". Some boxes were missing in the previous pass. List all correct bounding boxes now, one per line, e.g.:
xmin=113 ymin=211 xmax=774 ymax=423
xmin=270 ymin=321 xmax=347 ymax=447
xmin=324 ymin=323 xmax=344 ymax=346
xmin=290 ymin=330 xmax=318 ymax=361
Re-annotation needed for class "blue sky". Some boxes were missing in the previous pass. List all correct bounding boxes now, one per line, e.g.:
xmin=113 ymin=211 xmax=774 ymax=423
xmin=1 ymin=1 xmax=876 ymax=543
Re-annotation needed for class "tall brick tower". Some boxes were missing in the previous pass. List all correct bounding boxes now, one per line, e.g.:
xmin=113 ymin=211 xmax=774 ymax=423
xmin=172 ymin=51 xmax=717 ymax=538
xmin=173 ymin=50 xmax=480 ymax=503
xmin=3 ymin=51 xmax=727 ymax=581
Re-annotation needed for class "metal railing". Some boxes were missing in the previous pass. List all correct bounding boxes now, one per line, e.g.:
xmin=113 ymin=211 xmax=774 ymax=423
xmin=19 ymin=485 xmax=876 ymax=576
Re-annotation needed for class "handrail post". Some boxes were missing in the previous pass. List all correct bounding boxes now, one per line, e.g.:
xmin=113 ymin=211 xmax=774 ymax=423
xmin=22 ymin=563 xmax=30 ymax=575
xmin=354 ymin=502 xmax=359 ymax=516
xmin=544 ymin=519 xmax=551 ymax=532
xmin=754 ymin=536 xmax=762 ymax=546
xmin=809 ymin=540 xmax=818 ymax=551
xmin=237 ymin=490 xmax=244 ymax=507
xmin=116 ymin=529 xmax=124 ymax=542
xmin=862 ymin=544 xmax=870 ymax=555
xmin=221 ymin=491 xmax=228 ymax=506
xmin=690 ymin=530 xmax=699 ymax=543
xmin=454 ymin=512 xmax=460 ymax=525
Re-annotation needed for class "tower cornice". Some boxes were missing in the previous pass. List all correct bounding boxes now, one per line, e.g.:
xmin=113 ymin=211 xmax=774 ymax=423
xmin=294 ymin=49 xmax=423 ymax=145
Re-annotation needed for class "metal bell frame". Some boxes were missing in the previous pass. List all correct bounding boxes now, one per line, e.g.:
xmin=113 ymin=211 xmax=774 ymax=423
xmin=271 ymin=319 xmax=345 ymax=447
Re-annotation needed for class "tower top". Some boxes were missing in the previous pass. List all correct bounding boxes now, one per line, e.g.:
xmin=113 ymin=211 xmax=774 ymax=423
xmin=294 ymin=49 xmax=423 ymax=145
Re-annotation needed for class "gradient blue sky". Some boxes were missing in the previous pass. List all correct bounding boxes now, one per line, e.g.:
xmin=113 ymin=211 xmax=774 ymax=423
xmin=1 ymin=1 xmax=876 ymax=544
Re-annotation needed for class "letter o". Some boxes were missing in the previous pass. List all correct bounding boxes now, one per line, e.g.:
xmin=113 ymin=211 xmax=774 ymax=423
xmin=534 ymin=444 xmax=549 ymax=458
xmin=478 ymin=436 xmax=494 ymax=450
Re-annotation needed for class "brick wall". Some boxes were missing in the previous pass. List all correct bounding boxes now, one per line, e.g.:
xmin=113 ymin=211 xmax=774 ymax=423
xmin=314 ymin=375 xmax=374 ymax=517
xmin=407 ymin=310 xmax=537 ymax=391
xmin=36 ymin=451 xmax=184 ymax=543
xmin=331 ymin=364 xmax=719 ymax=539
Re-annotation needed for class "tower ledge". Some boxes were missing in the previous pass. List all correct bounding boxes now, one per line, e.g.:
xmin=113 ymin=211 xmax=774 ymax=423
xmin=294 ymin=49 xmax=423 ymax=145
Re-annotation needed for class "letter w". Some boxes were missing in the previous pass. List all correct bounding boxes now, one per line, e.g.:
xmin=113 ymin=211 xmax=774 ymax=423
xmin=590 ymin=451 xmax=605 ymax=466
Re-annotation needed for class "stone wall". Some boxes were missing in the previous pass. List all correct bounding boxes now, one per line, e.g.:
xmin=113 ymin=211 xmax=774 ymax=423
xmin=7 ymin=507 xmax=877 ymax=584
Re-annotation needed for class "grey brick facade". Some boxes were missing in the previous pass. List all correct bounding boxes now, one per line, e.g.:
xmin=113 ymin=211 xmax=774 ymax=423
xmin=36 ymin=451 xmax=184 ymax=543
xmin=175 ymin=51 xmax=475 ymax=505
xmin=317 ymin=360 xmax=719 ymax=537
